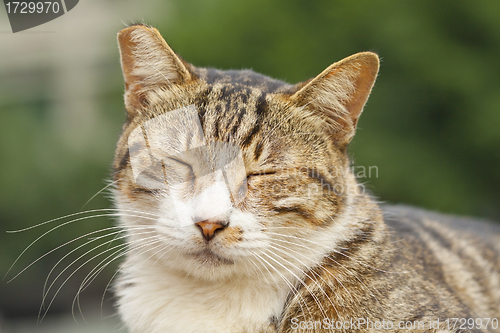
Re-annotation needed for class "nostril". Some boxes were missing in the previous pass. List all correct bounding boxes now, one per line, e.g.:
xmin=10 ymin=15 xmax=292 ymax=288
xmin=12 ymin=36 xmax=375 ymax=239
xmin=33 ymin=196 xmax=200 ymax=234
xmin=195 ymin=220 xmax=228 ymax=242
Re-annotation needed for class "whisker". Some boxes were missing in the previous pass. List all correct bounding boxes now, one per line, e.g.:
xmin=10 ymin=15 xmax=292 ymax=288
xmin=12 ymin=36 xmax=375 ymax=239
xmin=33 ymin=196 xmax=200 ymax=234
xmin=250 ymin=252 xmax=311 ymax=319
xmin=42 ymin=232 xmax=158 ymax=308
xmin=39 ymin=235 xmax=161 ymax=323
xmin=74 ymin=238 xmax=169 ymax=322
xmin=264 ymin=230 xmax=393 ymax=274
xmin=42 ymin=226 xmax=157 ymax=303
xmin=99 ymin=243 xmax=175 ymax=317
xmin=41 ymin=227 xmax=128 ymax=304
xmin=80 ymin=180 xmax=120 ymax=211
xmin=7 ymin=208 xmax=159 ymax=233
xmin=5 ymin=213 xmax=158 ymax=282
xmin=262 ymin=251 xmax=322 ymax=318
xmin=267 ymin=243 xmax=340 ymax=313
xmin=270 ymin=239 xmax=353 ymax=299
xmin=268 ymin=231 xmax=383 ymax=310
xmin=261 ymin=251 xmax=329 ymax=319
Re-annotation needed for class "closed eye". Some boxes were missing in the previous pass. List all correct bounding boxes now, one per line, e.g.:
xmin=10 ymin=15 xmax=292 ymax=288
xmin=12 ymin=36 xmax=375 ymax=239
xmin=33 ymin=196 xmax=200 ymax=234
xmin=163 ymin=157 xmax=194 ymax=180
xmin=247 ymin=171 xmax=277 ymax=178
xmin=164 ymin=156 xmax=192 ymax=169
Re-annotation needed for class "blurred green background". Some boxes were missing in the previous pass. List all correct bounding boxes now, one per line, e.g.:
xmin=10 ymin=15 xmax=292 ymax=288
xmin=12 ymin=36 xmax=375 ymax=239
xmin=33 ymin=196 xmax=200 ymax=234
xmin=1 ymin=0 xmax=499 ymax=330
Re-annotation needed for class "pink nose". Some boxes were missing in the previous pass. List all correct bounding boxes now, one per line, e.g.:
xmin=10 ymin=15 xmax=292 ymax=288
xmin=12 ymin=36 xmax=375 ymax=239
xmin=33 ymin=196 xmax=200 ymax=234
xmin=195 ymin=220 xmax=228 ymax=241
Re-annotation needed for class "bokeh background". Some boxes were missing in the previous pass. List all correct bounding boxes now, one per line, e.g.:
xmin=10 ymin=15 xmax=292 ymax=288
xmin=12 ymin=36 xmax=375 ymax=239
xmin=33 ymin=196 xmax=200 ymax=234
xmin=1 ymin=0 xmax=499 ymax=331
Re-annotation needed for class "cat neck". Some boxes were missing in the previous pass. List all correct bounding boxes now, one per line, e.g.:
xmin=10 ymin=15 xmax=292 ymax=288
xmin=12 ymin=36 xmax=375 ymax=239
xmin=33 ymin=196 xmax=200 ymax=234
xmin=116 ymin=256 xmax=289 ymax=332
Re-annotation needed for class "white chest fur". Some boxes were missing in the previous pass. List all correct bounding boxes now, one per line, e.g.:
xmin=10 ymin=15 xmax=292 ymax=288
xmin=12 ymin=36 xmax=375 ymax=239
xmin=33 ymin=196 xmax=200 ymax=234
xmin=117 ymin=259 xmax=289 ymax=333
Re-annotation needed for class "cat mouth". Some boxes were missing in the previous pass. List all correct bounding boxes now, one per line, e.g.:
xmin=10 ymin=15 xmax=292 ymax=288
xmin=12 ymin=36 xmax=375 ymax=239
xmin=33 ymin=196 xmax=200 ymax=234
xmin=189 ymin=249 xmax=234 ymax=266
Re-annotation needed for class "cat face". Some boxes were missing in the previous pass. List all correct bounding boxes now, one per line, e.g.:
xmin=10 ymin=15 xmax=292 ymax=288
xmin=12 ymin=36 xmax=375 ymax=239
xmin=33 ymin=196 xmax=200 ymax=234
xmin=113 ymin=24 xmax=378 ymax=281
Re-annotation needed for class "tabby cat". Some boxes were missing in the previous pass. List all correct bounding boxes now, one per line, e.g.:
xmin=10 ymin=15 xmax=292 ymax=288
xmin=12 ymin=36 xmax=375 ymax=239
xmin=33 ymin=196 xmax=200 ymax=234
xmin=113 ymin=24 xmax=500 ymax=333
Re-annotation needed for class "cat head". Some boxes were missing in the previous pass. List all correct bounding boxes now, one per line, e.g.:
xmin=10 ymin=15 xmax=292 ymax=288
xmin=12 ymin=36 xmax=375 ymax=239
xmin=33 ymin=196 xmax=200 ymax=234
xmin=113 ymin=24 xmax=379 ymax=281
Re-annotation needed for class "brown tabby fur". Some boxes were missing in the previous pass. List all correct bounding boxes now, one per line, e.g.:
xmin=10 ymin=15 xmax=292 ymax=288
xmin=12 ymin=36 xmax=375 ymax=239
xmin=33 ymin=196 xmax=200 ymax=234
xmin=113 ymin=24 xmax=500 ymax=332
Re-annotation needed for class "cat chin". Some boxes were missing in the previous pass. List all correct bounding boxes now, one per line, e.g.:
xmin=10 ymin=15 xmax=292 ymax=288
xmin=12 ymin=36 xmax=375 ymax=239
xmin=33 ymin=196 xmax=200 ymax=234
xmin=187 ymin=249 xmax=235 ymax=266
xmin=173 ymin=257 xmax=243 ymax=282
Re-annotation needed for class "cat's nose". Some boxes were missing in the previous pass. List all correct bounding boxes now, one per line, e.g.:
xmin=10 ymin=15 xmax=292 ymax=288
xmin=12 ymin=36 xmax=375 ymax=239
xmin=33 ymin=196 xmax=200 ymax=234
xmin=195 ymin=220 xmax=228 ymax=242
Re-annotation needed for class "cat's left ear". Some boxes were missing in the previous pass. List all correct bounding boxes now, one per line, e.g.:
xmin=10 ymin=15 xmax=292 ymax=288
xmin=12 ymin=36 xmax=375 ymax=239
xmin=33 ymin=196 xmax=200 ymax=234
xmin=289 ymin=52 xmax=379 ymax=146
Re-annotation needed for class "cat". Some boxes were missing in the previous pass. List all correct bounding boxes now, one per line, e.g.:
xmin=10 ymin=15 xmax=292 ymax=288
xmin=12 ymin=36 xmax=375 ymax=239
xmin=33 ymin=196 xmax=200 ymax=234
xmin=112 ymin=24 xmax=500 ymax=333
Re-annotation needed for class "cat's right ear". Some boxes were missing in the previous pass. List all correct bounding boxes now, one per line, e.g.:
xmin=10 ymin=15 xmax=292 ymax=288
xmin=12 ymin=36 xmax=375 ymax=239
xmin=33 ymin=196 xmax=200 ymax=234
xmin=117 ymin=24 xmax=193 ymax=113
